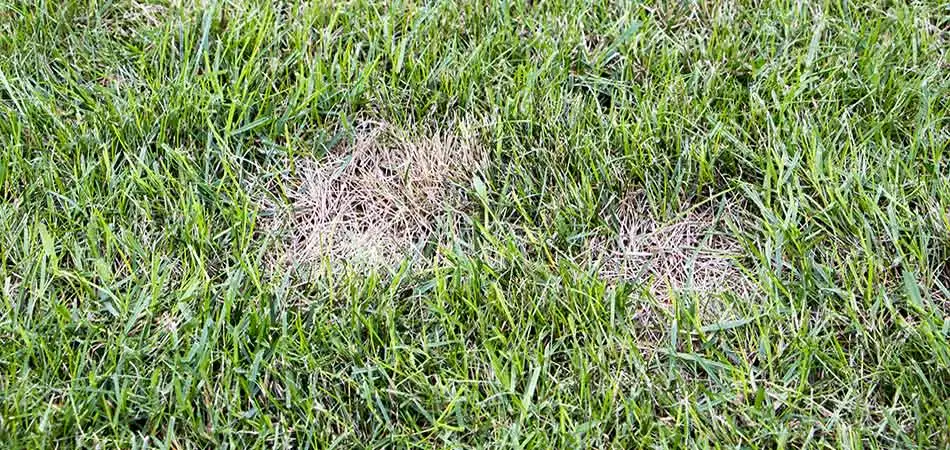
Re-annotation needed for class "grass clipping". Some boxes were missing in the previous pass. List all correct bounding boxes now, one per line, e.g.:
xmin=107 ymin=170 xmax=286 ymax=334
xmin=275 ymin=123 xmax=484 ymax=270
xmin=590 ymin=191 xmax=752 ymax=301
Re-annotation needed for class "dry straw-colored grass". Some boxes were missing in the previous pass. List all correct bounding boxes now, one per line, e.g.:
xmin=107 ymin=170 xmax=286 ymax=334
xmin=124 ymin=1 xmax=168 ymax=26
xmin=590 ymin=190 xmax=753 ymax=303
xmin=268 ymin=122 xmax=485 ymax=270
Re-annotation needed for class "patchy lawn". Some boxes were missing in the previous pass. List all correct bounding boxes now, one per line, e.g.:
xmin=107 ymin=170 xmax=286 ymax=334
xmin=0 ymin=0 xmax=948 ymax=448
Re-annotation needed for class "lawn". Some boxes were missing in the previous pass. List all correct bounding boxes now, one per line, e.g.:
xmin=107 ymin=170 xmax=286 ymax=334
xmin=0 ymin=0 xmax=948 ymax=448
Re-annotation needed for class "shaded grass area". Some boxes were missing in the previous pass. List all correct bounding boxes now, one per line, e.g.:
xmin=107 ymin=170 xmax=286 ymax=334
xmin=0 ymin=0 xmax=948 ymax=448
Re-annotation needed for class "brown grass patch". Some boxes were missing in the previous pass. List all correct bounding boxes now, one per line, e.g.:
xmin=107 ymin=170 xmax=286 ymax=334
xmin=590 ymin=190 xmax=753 ymax=303
xmin=266 ymin=122 xmax=485 ymax=270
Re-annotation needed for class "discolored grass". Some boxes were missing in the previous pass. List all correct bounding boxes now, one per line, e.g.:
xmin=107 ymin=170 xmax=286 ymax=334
xmin=267 ymin=121 xmax=485 ymax=270
xmin=588 ymin=189 xmax=753 ymax=303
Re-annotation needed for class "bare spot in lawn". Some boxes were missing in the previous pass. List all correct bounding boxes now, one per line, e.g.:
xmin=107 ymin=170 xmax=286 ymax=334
xmin=268 ymin=122 xmax=485 ymax=271
xmin=590 ymin=190 xmax=753 ymax=303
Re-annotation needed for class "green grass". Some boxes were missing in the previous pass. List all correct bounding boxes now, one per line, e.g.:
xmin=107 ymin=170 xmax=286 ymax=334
xmin=1 ymin=0 xmax=949 ymax=448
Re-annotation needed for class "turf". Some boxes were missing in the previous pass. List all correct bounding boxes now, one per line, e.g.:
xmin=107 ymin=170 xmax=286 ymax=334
xmin=0 ymin=0 xmax=948 ymax=448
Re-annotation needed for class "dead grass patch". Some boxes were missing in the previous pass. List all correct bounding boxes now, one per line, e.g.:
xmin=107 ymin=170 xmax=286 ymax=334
xmin=124 ymin=1 xmax=168 ymax=27
xmin=590 ymin=190 xmax=753 ymax=304
xmin=265 ymin=122 xmax=485 ymax=271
